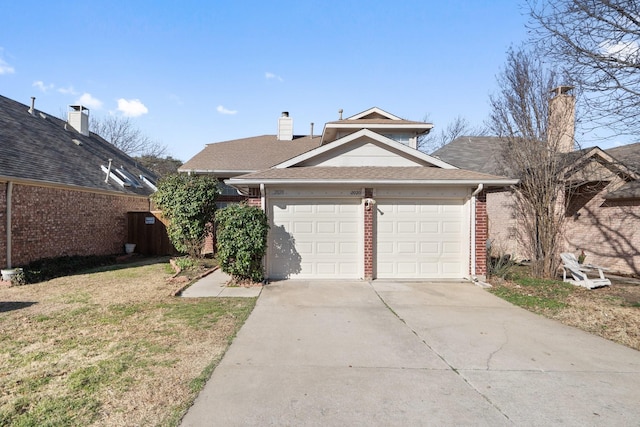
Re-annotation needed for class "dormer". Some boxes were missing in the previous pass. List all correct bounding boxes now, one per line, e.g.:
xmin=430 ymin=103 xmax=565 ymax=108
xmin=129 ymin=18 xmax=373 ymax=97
xmin=320 ymin=107 xmax=433 ymax=149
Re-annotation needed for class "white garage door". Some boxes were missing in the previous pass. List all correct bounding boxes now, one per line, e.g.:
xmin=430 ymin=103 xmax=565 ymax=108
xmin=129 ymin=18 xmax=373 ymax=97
xmin=269 ymin=199 xmax=361 ymax=279
xmin=376 ymin=199 xmax=467 ymax=279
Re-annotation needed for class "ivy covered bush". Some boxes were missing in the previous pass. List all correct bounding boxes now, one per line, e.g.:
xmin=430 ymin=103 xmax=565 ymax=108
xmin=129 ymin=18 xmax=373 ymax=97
xmin=152 ymin=174 xmax=219 ymax=258
xmin=216 ymin=203 xmax=269 ymax=282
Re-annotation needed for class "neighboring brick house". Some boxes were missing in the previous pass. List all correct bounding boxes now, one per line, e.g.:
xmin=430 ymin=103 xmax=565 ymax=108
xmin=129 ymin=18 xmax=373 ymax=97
xmin=180 ymin=108 xmax=516 ymax=281
xmin=433 ymin=89 xmax=640 ymax=276
xmin=0 ymin=95 xmax=158 ymax=269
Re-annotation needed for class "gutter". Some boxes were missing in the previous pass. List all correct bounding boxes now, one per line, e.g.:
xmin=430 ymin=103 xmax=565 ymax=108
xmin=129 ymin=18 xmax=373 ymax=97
xmin=226 ymin=178 xmax=519 ymax=186
xmin=470 ymin=184 xmax=484 ymax=279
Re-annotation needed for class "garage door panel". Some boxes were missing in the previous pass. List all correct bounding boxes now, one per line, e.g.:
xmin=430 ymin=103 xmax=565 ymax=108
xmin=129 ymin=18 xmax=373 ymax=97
xmin=316 ymin=222 xmax=336 ymax=234
xmin=340 ymin=242 xmax=358 ymax=254
xmin=442 ymin=242 xmax=461 ymax=254
xmin=397 ymin=242 xmax=416 ymax=253
xmin=269 ymin=199 xmax=361 ymax=279
xmin=397 ymin=221 xmax=416 ymax=233
xmin=443 ymin=221 xmax=462 ymax=233
xmin=294 ymin=205 xmax=313 ymax=214
xmin=376 ymin=199 xmax=467 ymax=279
xmin=420 ymin=242 xmax=439 ymax=254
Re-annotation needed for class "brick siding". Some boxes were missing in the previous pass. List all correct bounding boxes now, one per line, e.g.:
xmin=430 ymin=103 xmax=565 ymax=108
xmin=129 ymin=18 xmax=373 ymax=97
xmin=474 ymin=191 xmax=488 ymax=276
xmin=363 ymin=188 xmax=374 ymax=280
xmin=487 ymin=180 xmax=640 ymax=276
xmin=1 ymin=182 xmax=149 ymax=268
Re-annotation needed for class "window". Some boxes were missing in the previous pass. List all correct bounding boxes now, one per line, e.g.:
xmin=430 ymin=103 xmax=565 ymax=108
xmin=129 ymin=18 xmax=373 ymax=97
xmin=218 ymin=181 xmax=238 ymax=196
xmin=382 ymin=133 xmax=412 ymax=145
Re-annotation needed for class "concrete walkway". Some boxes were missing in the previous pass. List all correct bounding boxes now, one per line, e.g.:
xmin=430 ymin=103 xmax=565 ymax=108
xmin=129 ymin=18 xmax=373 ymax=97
xmin=180 ymin=268 xmax=262 ymax=298
xmin=180 ymin=280 xmax=640 ymax=426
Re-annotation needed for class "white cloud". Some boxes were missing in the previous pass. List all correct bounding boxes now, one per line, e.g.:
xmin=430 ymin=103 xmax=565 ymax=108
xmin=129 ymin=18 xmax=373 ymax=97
xmin=117 ymin=98 xmax=148 ymax=117
xmin=216 ymin=105 xmax=237 ymax=115
xmin=76 ymin=93 xmax=103 ymax=109
xmin=265 ymin=72 xmax=283 ymax=82
xmin=600 ymin=39 xmax=640 ymax=61
xmin=0 ymin=58 xmax=14 ymax=75
xmin=58 ymin=85 xmax=78 ymax=95
xmin=32 ymin=80 xmax=54 ymax=92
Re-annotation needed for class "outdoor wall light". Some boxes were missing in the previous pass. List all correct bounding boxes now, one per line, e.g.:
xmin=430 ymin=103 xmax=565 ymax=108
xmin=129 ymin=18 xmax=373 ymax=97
xmin=364 ymin=198 xmax=376 ymax=211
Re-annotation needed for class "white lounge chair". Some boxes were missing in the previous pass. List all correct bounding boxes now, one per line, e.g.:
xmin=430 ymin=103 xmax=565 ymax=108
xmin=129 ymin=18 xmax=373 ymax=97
xmin=559 ymin=253 xmax=611 ymax=289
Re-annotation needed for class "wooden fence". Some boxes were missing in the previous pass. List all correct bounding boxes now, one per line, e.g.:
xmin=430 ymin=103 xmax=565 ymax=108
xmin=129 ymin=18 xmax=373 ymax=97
xmin=127 ymin=211 xmax=178 ymax=256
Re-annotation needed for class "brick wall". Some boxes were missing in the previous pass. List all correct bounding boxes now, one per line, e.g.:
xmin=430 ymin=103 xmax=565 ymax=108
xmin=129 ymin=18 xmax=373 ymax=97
xmin=487 ymin=181 xmax=640 ymax=276
xmin=0 ymin=186 xmax=6 ymax=267
xmin=1 ymin=182 xmax=149 ymax=267
xmin=563 ymin=178 xmax=640 ymax=275
xmin=486 ymin=190 xmax=522 ymax=259
xmin=474 ymin=191 xmax=488 ymax=276
xmin=364 ymin=188 xmax=374 ymax=280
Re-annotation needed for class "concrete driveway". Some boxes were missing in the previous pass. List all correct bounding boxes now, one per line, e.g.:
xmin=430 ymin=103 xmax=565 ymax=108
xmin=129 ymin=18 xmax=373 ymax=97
xmin=180 ymin=280 xmax=640 ymax=426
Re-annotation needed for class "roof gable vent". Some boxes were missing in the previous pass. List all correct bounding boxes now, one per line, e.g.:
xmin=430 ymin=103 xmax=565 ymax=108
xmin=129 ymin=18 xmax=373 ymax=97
xmin=68 ymin=105 xmax=90 ymax=136
xmin=277 ymin=111 xmax=293 ymax=141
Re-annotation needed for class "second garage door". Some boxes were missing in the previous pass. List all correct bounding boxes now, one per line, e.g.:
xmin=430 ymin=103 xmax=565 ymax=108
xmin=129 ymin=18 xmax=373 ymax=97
xmin=376 ymin=199 xmax=467 ymax=279
xmin=269 ymin=199 xmax=361 ymax=279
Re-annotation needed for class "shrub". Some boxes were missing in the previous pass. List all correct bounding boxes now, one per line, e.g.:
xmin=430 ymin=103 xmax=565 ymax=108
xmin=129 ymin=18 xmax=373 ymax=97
xmin=216 ymin=204 xmax=269 ymax=282
xmin=21 ymin=255 xmax=117 ymax=284
xmin=152 ymin=174 xmax=219 ymax=258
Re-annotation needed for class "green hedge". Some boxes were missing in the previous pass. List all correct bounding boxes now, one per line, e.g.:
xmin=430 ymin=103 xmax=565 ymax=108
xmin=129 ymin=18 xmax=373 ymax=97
xmin=216 ymin=204 xmax=269 ymax=282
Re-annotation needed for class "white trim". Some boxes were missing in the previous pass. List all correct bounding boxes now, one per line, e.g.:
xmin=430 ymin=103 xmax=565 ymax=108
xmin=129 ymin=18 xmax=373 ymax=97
xmin=346 ymin=107 xmax=403 ymax=120
xmin=323 ymin=123 xmax=433 ymax=130
xmin=274 ymin=129 xmax=456 ymax=170
xmin=177 ymin=169 xmax=256 ymax=175
xmin=227 ymin=178 xmax=519 ymax=186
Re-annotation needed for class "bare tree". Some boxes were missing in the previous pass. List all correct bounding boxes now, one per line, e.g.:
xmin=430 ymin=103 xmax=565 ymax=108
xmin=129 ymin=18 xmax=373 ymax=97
xmin=418 ymin=115 xmax=488 ymax=153
xmin=91 ymin=115 xmax=167 ymax=157
xmin=527 ymin=0 xmax=640 ymax=137
xmin=488 ymin=48 xmax=576 ymax=278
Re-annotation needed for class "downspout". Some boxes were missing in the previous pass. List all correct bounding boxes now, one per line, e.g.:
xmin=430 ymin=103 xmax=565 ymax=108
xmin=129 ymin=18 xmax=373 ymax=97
xmin=6 ymin=182 xmax=13 ymax=268
xmin=260 ymin=183 xmax=267 ymax=281
xmin=470 ymin=184 xmax=483 ymax=279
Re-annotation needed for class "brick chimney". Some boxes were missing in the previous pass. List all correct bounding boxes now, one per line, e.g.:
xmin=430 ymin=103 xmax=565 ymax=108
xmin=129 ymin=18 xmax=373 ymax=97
xmin=548 ymin=86 xmax=575 ymax=153
xmin=68 ymin=105 xmax=90 ymax=136
xmin=277 ymin=112 xmax=293 ymax=141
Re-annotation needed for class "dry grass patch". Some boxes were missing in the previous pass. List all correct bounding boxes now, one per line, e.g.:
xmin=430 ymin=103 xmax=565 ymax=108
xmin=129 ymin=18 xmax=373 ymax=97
xmin=489 ymin=269 xmax=640 ymax=351
xmin=0 ymin=258 xmax=256 ymax=426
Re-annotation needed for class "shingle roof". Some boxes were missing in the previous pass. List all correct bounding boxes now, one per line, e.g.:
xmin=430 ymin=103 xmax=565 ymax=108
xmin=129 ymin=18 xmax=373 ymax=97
xmin=179 ymin=135 xmax=321 ymax=174
xmin=606 ymin=142 xmax=640 ymax=173
xmin=432 ymin=136 xmax=507 ymax=175
xmin=229 ymin=166 xmax=515 ymax=184
xmin=605 ymin=180 xmax=640 ymax=200
xmin=0 ymin=94 xmax=157 ymax=196
xmin=435 ymin=135 xmax=640 ymax=199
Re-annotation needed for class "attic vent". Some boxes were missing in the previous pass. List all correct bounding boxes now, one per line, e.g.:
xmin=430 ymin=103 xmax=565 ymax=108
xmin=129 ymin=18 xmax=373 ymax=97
xmin=71 ymin=139 xmax=82 ymax=146
xmin=39 ymin=112 xmax=48 ymax=120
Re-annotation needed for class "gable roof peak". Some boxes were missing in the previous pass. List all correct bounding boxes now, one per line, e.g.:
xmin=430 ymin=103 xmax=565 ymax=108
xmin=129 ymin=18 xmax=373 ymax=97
xmin=346 ymin=107 xmax=403 ymax=121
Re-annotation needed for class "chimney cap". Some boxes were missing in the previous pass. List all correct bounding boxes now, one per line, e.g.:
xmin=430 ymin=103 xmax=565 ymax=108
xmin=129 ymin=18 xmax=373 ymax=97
xmin=69 ymin=105 xmax=90 ymax=112
xmin=551 ymin=86 xmax=574 ymax=96
xmin=281 ymin=111 xmax=289 ymax=117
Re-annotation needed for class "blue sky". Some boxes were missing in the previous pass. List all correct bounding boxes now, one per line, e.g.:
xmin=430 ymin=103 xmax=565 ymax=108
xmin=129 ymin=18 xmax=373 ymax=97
xmin=2 ymin=1 xmax=537 ymax=161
